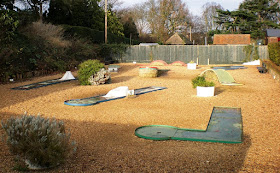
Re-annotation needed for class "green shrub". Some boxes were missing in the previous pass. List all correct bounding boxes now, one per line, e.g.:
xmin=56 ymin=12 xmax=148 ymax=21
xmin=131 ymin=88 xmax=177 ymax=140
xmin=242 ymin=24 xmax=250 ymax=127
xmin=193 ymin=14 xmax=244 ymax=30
xmin=100 ymin=44 xmax=128 ymax=63
xmin=268 ymin=42 xmax=280 ymax=66
xmin=0 ymin=10 xmax=19 ymax=44
xmin=1 ymin=114 xmax=76 ymax=169
xmin=192 ymin=76 xmax=215 ymax=88
xmin=243 ymin=45 xmax=259 ymax=62
xmin=78 ymin=59 xmax=105 ymax=85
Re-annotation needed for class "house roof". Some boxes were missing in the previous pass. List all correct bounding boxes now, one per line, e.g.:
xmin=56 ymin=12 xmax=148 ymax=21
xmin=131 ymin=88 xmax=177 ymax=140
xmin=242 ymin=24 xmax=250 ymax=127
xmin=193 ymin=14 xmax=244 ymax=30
xmin=139 ymin=43 xmax=159 ymax=46
xmin=213 ymin=34 xmax=251 ymax=45
xmin=165 ymin=33 xmax=193 ymax=45
xmin=266 ymin=29 xmax=280 ymax=37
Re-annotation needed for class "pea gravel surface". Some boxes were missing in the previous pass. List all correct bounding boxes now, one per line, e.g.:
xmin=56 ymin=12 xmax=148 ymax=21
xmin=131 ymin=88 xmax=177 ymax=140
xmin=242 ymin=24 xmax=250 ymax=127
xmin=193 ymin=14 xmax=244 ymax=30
xmin=0 ymin=63 xmax=279 ymax=172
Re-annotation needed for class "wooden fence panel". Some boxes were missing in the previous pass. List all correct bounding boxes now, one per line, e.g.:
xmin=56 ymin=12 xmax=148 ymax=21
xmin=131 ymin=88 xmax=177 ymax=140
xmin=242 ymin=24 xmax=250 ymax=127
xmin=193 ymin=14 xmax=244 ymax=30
xmin=116 ymin=45 xmax=268 ymax=65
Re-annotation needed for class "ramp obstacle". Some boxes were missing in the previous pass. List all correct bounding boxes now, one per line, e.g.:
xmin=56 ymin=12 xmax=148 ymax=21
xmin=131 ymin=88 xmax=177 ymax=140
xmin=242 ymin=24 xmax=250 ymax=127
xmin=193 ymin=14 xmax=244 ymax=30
xmin=64 ymin=86 xmax=167 ymax=106
xmin=135 ymin=107 xmax=243 ymax=143
xmin=200 ymin=69 xmax=242 ymax=86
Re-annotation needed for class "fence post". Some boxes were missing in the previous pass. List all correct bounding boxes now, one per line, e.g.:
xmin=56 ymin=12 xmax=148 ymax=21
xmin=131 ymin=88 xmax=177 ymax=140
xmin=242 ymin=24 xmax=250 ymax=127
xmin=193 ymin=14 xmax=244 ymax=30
xmin=197 ymin=45 xmax=199 ymax=65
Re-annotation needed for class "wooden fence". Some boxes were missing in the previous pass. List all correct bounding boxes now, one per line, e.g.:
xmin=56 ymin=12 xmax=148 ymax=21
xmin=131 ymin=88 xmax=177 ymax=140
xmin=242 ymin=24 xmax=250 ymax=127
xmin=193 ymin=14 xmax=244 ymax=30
xmin=113 ymin=45 xmax=269 ymax=65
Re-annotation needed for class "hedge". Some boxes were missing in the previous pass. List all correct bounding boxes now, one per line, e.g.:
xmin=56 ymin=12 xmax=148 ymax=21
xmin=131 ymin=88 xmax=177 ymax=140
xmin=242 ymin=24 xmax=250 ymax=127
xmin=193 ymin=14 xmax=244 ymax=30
xmin=268 ymin=42 xmax=280 ymax=66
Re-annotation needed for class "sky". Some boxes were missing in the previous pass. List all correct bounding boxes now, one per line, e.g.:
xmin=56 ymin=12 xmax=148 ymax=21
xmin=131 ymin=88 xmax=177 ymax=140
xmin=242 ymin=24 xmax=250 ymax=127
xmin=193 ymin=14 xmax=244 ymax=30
xmin=120 ymin=0 xmax=244 ymax=16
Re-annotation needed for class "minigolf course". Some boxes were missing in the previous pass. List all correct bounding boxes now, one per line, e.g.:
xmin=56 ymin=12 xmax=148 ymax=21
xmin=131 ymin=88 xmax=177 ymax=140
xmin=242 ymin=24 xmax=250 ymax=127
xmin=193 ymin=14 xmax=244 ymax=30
xmin=200 ymin=69 xmax=242 ymax=86
xmin=11 ymin=71 xmax=76 ymax=90
xmin=135 ymin=107 xmax=243 ymax=143
xmin=64 ymin=86 xmax=167 ymax=106
xmin=212 ymin=66 xmax=247 ymax=70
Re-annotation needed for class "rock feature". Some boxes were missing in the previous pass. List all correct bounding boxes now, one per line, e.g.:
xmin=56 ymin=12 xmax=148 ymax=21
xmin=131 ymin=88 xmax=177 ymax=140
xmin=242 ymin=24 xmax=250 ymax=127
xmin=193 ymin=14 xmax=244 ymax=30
xmin=88 ymin=68 xmax=111 ymax=85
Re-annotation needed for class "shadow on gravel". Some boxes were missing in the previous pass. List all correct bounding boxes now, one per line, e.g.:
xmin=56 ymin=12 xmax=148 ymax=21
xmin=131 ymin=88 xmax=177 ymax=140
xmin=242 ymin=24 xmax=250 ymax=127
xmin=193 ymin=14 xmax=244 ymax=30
xmin=37 ymin=119 xmax=251 ymax=173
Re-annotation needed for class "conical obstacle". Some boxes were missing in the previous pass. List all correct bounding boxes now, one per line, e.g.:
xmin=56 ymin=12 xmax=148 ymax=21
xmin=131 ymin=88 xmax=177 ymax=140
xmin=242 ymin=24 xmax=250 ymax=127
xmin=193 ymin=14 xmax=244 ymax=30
xmin=60 ymin=71 xmax=75 ymax=80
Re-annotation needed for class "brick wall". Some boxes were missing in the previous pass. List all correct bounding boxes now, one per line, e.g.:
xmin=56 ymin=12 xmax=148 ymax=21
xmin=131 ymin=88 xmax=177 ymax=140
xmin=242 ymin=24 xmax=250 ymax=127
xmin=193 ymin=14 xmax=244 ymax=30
xmin=267 ymin=37 xmax=279 ymax=44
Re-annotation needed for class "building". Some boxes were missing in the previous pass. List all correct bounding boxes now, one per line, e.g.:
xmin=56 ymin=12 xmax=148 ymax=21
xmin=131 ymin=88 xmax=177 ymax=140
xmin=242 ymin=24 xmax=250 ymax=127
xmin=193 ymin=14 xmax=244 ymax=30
xmin=165 ymin=33 xmax=193 ymax=45
xmin=213 ymin=34 xmax=251 ymax=45
xmin=266 ymin=29 xmax=280 ymax=44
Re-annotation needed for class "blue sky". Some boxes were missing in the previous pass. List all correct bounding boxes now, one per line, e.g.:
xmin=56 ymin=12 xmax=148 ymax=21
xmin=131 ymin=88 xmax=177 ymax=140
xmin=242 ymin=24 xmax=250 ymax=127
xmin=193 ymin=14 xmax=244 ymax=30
xmin=120 ymin=0 xmax=243 ymax=16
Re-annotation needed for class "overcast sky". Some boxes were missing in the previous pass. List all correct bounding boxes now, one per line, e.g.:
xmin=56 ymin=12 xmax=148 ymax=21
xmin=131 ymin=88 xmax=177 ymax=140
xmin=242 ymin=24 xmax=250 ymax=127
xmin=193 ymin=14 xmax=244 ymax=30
xmin=120 ymin=0 xmax=244 ymax=16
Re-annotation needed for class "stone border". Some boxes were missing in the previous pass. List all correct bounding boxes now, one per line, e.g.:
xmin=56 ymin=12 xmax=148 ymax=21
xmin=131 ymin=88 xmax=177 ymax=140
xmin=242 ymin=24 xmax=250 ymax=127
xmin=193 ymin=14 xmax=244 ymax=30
xmin=261 ymin=59 xmax=280 ymax=82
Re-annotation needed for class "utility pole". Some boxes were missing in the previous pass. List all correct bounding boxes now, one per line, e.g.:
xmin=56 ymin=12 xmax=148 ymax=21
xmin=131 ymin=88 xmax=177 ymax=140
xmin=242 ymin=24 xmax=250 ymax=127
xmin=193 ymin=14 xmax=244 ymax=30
xmin=189 ymin=26 xmax=192 ymax=41
xmin=105 ymin=0 xmax=108 ymax=44
xmin=39 ymin=1 xmax=43 ymax=22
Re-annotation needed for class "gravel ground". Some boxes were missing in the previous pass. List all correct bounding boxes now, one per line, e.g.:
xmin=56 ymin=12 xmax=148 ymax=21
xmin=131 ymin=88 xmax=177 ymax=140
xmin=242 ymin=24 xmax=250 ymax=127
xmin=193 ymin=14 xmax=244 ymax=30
xmin=0 ymin=63 xmax=279 ymax=172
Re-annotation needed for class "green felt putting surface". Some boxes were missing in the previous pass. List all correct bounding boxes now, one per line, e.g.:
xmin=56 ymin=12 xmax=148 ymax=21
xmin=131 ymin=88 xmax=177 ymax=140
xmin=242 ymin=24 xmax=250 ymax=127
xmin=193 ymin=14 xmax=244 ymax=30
xmin=64 ymin=86 xmax=167 ymax=106
xmin=11 ymin=79 xmax=76 ymax=90
xmin=135 ymin=107 xmax=243 ymax=143
xmin=108 ymin=65 xmax=120 ymax=68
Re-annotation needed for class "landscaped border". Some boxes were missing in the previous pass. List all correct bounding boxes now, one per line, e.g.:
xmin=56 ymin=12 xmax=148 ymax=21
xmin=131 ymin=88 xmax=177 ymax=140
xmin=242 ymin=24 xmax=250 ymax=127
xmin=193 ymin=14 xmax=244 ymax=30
xmin=262 ymin=59 xmax=280 ymax=82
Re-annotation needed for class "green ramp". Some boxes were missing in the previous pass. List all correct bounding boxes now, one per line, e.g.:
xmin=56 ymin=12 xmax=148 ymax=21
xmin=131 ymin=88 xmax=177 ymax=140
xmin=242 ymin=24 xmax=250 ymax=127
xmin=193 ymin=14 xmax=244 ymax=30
xmin=135 ymin=107 xmax=243 ymax=143
xmin=200 ymin=69 xmax=242 ymax=86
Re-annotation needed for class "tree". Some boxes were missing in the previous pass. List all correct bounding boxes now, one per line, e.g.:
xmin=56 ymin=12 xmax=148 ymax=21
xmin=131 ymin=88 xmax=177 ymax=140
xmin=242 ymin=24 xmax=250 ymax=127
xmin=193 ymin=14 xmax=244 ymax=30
xmin=145 ymin=0 xmax=191 ymax=43
xmin=202 ymin=2 xmax=223 ymax=32
xmin=122 ymin=17 xmax=139 ymax=40
xmin=131 ymin=3 xmax=149 ymax=37
xmin=107 ymin=10 xmax=124 ymax=37
xmin=215 ymin=0 xmax=280 ymax=39
xmin=117 ymin=5 xmax=146 ymax=41
xmin=47 ymin=0 xmax=104 ymax=31
xmin=16 ymin=0 xmax=49 ymax=21
xmin=0 ymin=0 xmax=15 ymax=10
xmin=0 ymin=10 xmax=19 ymax=44
xmin=99 ymin=0 xmax=123 ymax=10
xmin=190 ymin=15 xmax=206 ymax=45
xmin=46 ymin=0 xmax=71 ymax=25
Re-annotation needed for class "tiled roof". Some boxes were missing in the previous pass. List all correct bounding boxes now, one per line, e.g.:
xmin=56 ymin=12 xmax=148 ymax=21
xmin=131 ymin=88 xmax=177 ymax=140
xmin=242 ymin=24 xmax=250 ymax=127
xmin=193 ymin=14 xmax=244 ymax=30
xmin=165 ymin=33 xmax=193 ymax=45
xmin=266 ymin=29 xmax=280 ymax=37
xmin=213 ymin=34 xmax=251 ymax=45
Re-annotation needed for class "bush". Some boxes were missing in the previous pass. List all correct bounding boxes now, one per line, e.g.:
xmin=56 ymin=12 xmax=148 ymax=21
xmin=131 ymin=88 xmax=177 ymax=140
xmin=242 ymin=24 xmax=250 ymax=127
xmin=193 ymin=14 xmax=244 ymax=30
xmin=78 ymin=59 xmax=105 ymax=85
xmin=192 ymin=76 xmax=215 ymax=88
xmin=268 ymin=42 xmax=280 ymax=66
xmin=243 ymin=45 xmax=259 ymax=62
xmin=100 ymin=44 xmax=128 ymax=63
xmin=1 ymin=114 xmax=76 ymax=169
xmin=0 ymin=10 xmax=19 ymax=44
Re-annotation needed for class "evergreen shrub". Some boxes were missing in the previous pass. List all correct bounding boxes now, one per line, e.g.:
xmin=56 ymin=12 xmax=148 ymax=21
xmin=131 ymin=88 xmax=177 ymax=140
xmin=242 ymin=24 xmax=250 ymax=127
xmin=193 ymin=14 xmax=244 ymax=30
xmin=268 ymin=42 xmax=280 ymax=66
xmin=78 ymin=59 xmax=105 ymax=85
xmin=192 ymin=76 xmax=215 ymax=88
xmin=1 ymin=114 xmax=76 ymax=169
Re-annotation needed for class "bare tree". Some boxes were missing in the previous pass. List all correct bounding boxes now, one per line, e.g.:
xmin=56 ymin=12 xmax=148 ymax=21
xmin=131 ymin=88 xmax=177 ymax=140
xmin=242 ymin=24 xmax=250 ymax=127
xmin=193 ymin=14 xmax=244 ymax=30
xmin=202 ymin=2 xmax=224 ymax=32
xmin=118 ymin=0 xmax=192 ymax=43
xmin=189 ymin=15 xmax=206 ymax=45
xmin=99 ymin=0 xmax=123 ymax=10
xmin=131 ymin=3 xmax=150 ymax=37
xmin=16 ymin=0 xmax=50 ymax=21
xmin=146 ymin=0 xmax=192 ymax=43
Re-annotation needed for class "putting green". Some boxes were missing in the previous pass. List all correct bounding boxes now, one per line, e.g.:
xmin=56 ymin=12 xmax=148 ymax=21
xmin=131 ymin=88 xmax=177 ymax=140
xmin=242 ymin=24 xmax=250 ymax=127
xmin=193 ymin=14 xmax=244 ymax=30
xmin=64 ymin=86 xmax=167 ymax=106
xmin=135 ymin=107 xmax=243 ymax=143
xmin=11 ymin=78 xmax=76 ymax=90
